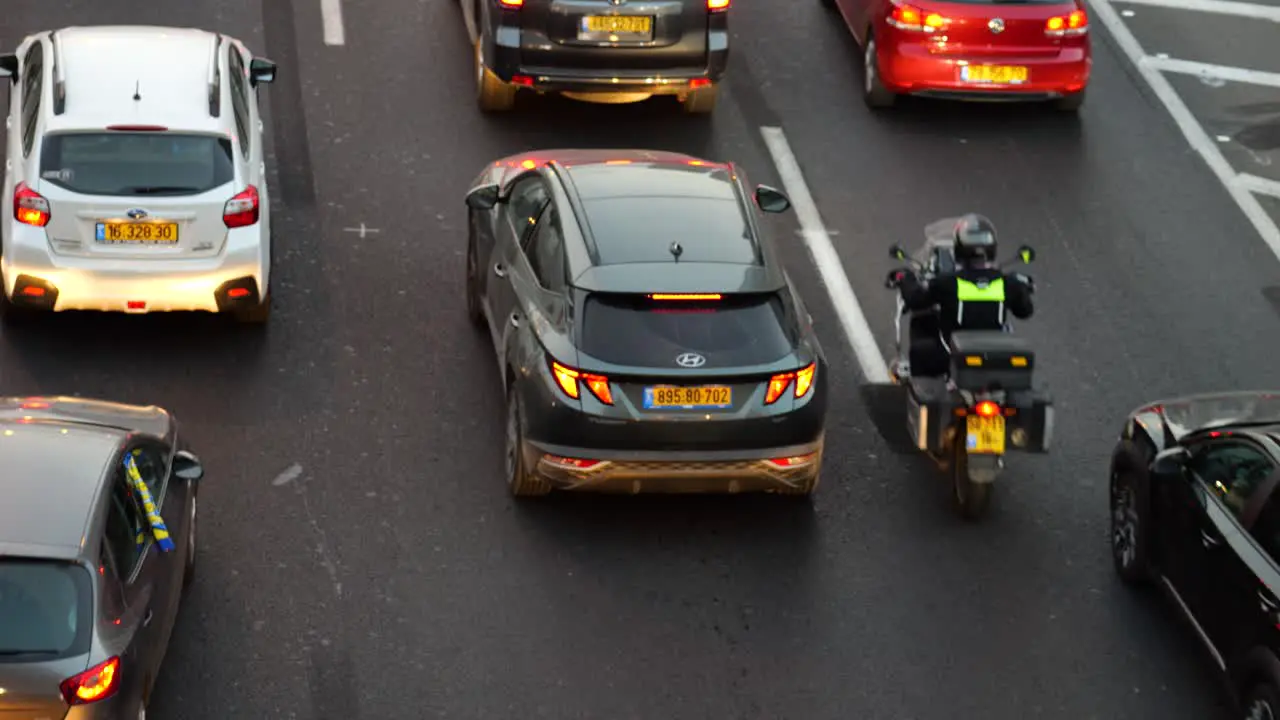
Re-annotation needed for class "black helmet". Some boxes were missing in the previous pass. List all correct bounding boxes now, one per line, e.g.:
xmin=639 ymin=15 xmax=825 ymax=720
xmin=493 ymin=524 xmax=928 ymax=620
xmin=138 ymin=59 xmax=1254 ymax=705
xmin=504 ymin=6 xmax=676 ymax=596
xmin=953 ymin=213 xmax=998 ymax=264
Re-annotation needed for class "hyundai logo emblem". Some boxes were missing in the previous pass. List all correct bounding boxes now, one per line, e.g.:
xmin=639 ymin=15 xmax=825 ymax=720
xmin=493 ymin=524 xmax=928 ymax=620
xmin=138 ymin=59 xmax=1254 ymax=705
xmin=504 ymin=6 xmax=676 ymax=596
xmin=126 ymin=208 xmax=149 ymax=220
xmin=988 ymin=18 xmax=1005 ymax=33
xmin=675 ymin=352 xmax=706 ymax=368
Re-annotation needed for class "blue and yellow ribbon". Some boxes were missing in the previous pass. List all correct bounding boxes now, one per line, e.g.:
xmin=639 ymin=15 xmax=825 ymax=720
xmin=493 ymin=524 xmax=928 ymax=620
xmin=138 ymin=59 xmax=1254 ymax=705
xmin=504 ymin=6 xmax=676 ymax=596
xmin=125 ymin=451 xmax=175 ymax=553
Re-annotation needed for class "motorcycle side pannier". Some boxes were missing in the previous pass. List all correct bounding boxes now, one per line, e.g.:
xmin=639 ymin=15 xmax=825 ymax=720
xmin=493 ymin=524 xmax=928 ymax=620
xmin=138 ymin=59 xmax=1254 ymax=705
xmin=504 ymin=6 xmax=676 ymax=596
xmin=948 ymin=330 xmax=1034 ymax=391
xmin=906 ymin=377 xmax=954 ymax=455
xmin=1006 ymin=389 xmax=1055 ymax=453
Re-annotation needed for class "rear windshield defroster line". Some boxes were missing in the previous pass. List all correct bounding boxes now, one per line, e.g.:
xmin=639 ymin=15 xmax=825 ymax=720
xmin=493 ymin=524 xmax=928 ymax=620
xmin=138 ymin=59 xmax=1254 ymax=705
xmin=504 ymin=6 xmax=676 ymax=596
xmin=39 ymin=131 xmax=235 ymax=197
xmin=0 ymin=559 xmax=93 ymax=663
xmin=580 ymin=292 xmax=796 ymax=369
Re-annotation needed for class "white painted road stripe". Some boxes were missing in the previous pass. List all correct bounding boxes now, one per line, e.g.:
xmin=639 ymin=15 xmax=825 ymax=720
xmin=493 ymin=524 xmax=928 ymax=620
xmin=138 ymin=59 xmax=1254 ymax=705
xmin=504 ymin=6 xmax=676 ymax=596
xmin=1085 ymin=0 xmax=1280 ymax=256
xmin=1237 ymin=174 xmax=1280 ymax=199
xmin=1143 ymin=56 xmax=1280 ymax=88
xmin=321 ymin=0 xmax=346 ymax=46
xmin=1112 ymin=0 xmax=1280 ymax=22
xmin=760 ymin=126 xmax=892 ymax=385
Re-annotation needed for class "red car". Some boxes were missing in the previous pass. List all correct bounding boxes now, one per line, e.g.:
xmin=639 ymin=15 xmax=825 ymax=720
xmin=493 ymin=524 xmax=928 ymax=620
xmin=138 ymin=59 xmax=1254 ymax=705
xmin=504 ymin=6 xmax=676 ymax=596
xmin=825 ymin=0 xmax=1091 ymax=110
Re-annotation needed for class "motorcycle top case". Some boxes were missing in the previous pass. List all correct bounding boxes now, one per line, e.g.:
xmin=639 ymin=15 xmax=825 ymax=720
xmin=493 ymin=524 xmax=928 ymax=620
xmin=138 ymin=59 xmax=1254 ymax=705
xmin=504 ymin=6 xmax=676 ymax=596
xmin=948 ymin=330 xmax=1035 ymax=392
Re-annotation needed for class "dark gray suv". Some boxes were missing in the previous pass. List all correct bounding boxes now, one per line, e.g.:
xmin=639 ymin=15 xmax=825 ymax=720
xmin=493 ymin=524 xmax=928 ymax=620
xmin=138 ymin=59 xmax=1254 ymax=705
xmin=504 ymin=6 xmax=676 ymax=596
xmin=463 ymin=149 xmax=829 ymax=497
xmin=459 ymin=0 xmax=730 ymax=114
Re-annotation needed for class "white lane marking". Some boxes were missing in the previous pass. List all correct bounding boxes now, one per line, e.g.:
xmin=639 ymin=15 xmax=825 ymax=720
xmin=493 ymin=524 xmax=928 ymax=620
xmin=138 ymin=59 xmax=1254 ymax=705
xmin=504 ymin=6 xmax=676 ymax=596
xmin=321 ymin=0 xmax=346 ymax=46
xmin=1237 ymin=173 xmax=1280 ymax=198
xmin=760 ymin=126 xmax=891 ymax=385
xmin=1143 ymin=56 xmax=1280 ymax=88
xmin=1085 ymin=0 xmax=1280 ymax=255
xmin=1112 ymin=0 xmax=1280 ymax=21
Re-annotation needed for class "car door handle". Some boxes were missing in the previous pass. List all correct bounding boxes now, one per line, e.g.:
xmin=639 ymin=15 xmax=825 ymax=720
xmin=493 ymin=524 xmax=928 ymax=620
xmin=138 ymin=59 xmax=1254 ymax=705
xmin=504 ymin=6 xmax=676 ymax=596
xmin=1259 ymin=590 xmax=1279 ymax=613
xmin=142 ymin=608 xmax=154 ymax=627
xmin=509 ymin=313 xmax=520 ymax=328
xmin=493 ymin=263 xmax=507 ymax=278
xmin=1201 ymin=530 xmax=1222 ymax=548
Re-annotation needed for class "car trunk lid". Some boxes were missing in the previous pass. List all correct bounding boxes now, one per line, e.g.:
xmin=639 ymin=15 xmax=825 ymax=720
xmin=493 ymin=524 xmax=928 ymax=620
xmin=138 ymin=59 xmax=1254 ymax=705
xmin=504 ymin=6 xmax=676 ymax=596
xmin=905 ymin=0 xmax=1085 ymax=57
xmin=518 ymin=0 xmax=708 ymax=70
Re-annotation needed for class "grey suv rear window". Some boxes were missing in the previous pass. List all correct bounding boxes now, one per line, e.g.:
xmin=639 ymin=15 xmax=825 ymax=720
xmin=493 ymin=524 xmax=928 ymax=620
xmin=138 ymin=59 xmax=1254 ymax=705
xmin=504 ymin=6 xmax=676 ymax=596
xmin=0 ymin=559 xmax=92 ymax=662
xmin=581 ymin=293 xmax=794 ymax=368
xmin=39 ymin=132 xmax=235 ymax=197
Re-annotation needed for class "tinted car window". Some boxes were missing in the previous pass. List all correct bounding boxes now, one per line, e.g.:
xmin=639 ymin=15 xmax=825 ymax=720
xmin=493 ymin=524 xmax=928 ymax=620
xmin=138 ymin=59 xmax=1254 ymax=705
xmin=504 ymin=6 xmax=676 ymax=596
xmin=1250 ymin=494 xmax=1280 ymax=563
xmin=581 ymin=293 xmax=794 ymax=368
xmin=527 ymin=209 xmax=567 ymax=291
xmin=0 ymin=559 xmax=93 ymax=661
xmin=40 ymin=132 xmax=235 ymax=197
xmin=581 ymin=197 xmax=758 ymax=266
xmin=1189 ymin=443 xmax=1276 ymax=521
xmin=104 ymin=474 xmax=149 ymax=577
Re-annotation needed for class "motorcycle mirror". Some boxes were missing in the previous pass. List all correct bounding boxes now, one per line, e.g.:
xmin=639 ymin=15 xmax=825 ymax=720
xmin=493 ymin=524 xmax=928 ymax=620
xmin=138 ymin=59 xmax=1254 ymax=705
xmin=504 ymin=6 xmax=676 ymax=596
xmin=884 ymin=269 xmax=902 ymax=289
xmin=1017 ymin=245 xmax=1035 ymax=264
xmin=889 ymin=245 xmax=908 ymax=261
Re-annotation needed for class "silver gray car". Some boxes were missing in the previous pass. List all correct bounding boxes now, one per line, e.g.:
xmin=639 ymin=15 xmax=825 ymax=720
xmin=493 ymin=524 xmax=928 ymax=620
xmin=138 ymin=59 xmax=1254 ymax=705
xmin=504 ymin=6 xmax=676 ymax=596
xmin=0 ymin=396 xmax=203 ymax=719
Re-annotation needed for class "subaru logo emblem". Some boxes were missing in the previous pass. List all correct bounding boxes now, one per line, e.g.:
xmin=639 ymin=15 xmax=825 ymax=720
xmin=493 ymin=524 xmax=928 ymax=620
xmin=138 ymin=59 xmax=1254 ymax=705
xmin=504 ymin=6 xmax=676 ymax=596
xmin=126 ymin=208 xmax=149 ymax=219
xmin=988 ymin=17 xmax=1005 ymax=33
xmin=675 ymin=352 xmax=706 ymax=368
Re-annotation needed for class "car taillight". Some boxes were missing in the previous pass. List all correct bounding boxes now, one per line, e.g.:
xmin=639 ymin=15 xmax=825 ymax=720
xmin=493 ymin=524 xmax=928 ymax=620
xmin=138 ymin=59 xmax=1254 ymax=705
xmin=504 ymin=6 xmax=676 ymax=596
xmin=223 ymin=185 xmax=260 ymax=228
xmin=648 ymin=293 xmax=721 ymax=301
xmin=543 ymin=454 xmax=605 ymax=470
xmin=708 ymin=0 xmax=730 ymax=11
xmin=765 ymin=452 xmax=819 ymax=469
xmin=14 ymin=182 xmax=50 ymax=227
xmin=974 ymin=400 xmax=1000 ymax=417
xmin=1045 ymin=9 xmax=1087 ymax=36
xmin=499 ymin=0 xmax=522 ymax=7
xmin=887 ymin=2 xmax=948 ymax=32
xmin=550 ymin=360 xmax=613 ymax=405
xmin=765 ymin=362 xmax=817 ymax=405
xmin=59 ymin=656 xmax=120 ymax=705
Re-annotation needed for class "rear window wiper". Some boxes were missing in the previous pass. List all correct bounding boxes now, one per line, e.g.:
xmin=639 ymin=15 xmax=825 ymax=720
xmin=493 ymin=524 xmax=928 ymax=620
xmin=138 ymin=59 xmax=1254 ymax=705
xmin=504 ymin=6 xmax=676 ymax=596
xmin=119 ymin=185 xmax=201 ymax=195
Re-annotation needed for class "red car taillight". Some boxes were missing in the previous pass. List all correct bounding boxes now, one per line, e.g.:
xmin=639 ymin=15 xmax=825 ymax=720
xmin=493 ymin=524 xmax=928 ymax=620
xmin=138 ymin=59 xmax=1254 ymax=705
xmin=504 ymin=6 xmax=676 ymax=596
xmin=223 ymin=185 xmax=260 ymax=228
xmin=550 ymin=360 xmax=614 ymax=405
xmin=765 ymin=363 xmax=817 ymax=405
xmin=499 ymin=0 xmax=522 ymax=7
xmin=14 ymin=182 xmax=50 ymax=227
xmin=1045 ymin=9 xmax=1088 ymax=36
xmin=59 ymin=656 xmax=121 ymax=705
xmin=887 ymin=2 xmax=948 ymax=32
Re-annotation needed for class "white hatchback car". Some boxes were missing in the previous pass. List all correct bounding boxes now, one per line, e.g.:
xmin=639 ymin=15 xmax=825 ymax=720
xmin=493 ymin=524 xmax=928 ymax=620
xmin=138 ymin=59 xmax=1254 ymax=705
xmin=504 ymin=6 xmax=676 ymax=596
xmin=0 ymin=26 xmax=277 ymax=323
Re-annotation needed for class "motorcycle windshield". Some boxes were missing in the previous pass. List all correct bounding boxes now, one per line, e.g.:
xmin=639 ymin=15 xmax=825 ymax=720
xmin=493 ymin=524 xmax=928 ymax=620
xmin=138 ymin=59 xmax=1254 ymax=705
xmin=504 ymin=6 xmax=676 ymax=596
xmin=913 ymin=217 xmax=964 ymax=264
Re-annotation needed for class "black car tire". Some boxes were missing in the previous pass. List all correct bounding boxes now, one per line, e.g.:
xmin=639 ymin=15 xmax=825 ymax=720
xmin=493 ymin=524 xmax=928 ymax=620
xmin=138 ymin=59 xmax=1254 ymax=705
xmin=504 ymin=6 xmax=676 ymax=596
xmin=466 ymin=222 xmax=485 ymax=328
xmin=1110 ymin=439 xmax=1154 ymax=585
xmin=235 ymin=291 xmax=271 ymax=324
xmin=0 ymin=290 xmax=30 ymax=324
xmin=821 ymin=0 xmax=835 ymax=7
xmin=475 ymin=37 xmax=516 ymax=113
xmin=682 ymin=85 xmax=718 ymax=115
xmin=1054 ymin=90 xmax=1086 ymax=112
xmin=951 ymin=440 xmax=992 ymax=520
xmin=863 ymin=34 xmax=897 ymax=109
xmin=1243 ymin=681 xmax=1280 ymax=720
xmin=505 ymin=384 xmax=551 ymax=497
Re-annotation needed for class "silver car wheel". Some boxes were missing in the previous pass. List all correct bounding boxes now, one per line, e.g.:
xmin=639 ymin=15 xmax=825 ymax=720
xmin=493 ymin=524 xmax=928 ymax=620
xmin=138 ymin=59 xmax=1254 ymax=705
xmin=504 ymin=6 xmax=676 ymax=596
xmin=138 ymin=703 xmax=147 ymax=720
xmin=1111 ymin=476 xmax=1139 ymax=569
xmin=1249 ymin=698 xmax=1276 ymax=720
xmin=505 ymin=395 xmax=519 ymax=488
xmin=187 ymin=494 xmax=198 ymax=568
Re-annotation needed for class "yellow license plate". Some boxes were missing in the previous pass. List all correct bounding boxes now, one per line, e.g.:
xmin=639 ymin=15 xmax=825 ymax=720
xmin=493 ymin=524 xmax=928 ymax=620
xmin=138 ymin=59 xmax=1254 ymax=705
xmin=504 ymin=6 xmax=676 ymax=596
xmin=645 ymin=385 xmax=732 ymax=409
xmin=98 ymin=222 xmax=179 ymax=244
xmin=966 ymin=415 xmax=1006 ymax=454
xmin=962 ymin=65 xmax=1028 ymax=84
xmin=583 ymin=15 xmax=653 ymax=34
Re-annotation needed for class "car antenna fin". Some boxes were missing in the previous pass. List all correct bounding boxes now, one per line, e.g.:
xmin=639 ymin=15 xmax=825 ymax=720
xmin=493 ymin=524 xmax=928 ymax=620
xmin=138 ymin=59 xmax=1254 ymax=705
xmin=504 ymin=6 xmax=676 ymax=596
xmin=133 ymin=80 xmax=142 ymax=101
xmin=669 ymin=241 xmax=683 ymax=263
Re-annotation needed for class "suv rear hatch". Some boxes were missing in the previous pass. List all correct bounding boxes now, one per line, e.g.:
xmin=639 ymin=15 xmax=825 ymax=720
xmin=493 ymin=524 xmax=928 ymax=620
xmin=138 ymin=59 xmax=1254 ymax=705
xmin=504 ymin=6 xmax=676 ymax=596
xmin=896 ymin=0 xmax=1087 ymax=58
xmin=32 ymin=130 xmax=252 ymax=260
xmin=516 ymin=0 xmax=711 ymax=71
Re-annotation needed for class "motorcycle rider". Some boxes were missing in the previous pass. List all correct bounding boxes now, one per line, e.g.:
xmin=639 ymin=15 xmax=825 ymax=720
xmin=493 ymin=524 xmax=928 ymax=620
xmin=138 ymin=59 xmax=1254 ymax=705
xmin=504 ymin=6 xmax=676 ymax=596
xmin=892 ymin=213 xmax=1035 ymax=380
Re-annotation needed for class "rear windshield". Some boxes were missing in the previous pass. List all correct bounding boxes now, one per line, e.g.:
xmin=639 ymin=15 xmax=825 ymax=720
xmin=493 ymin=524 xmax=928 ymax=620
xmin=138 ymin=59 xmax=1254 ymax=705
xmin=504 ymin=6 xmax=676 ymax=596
xmin=581 ymin=197 xmax=758 ymax=265
xmin=0 ymin=559 xmax=93 ymax=662
xmin=581 ymin=293 xmax=795 ymax=368
xmin=40 ymin=132 xmax=235 ymax=197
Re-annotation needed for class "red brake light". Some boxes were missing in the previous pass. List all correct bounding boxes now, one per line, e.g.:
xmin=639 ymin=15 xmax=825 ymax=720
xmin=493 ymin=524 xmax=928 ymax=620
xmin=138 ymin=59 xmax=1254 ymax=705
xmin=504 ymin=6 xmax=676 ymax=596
xmin=550 ymin=360 xmax=613 ymax=405
xmin=60 ymin=656 xmax=120 ymax=705
xmin=223 ymin=185 xmax=260 ymax=228
xmin=888 ymin=3 xmax=947 ymax=31
xmin=543 ymin=454 xmax=605 ymax=470
xmin=975 ymin=401 xmax=1000 ymax=417
xmin=765 ymin=363 xmax=817 ymax=405
xmin=708 ymin=0 xmax=730 ymax=11
xmin=14 ymin=182 xmax=50 ymax=227
xmin=1045 ymin=9 xmax=1087 ymax=36
xmin=649 ymin=293 xmax=722 ymax=301
xmin=20 ymin=400 xmax=50 ymax=409
xmin=765 ymin=452 xmax=819 ymax=469
xmin=499 ymin=0 xmax=523 ymax=7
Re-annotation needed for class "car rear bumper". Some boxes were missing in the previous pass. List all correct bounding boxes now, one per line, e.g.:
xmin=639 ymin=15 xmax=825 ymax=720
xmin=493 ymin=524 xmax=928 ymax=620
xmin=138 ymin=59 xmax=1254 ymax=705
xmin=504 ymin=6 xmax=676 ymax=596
xmin=879 ymin=44 xmax=1090 ymax=99
xmin=1 ymin=222 xmax=269 ymax=314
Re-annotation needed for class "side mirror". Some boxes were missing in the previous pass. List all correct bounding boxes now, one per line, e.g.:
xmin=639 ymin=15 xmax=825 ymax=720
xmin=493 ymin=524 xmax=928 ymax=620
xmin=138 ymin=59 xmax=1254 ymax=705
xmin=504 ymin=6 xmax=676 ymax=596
xmin=172 ymin=450 xmax=205 ymax=482
xmin=249 ymin=57 xmax=277 ymax=86
xmin=465 ymin=183 xmax=501 ymax=210
xmin=0 ymin=54 xmax=17 ymax=81
xmin=1017 ymin=245 xmax=1035 ymax=264
xmin=884 ymin=269 xmax=904 ymax=289
xmin=889 ymin=245 xmax=908 ymax=261
xmin=754 ymin=185 xmax=791 ymax=214
xmin=1150 ymin=446 xmax=1189 ymax=478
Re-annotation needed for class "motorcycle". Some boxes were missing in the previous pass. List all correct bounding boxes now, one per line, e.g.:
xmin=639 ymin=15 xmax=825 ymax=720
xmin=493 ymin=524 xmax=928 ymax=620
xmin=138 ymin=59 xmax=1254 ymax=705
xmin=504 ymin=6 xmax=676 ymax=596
xmin=883 ymin=218 xmax=1054 ymax=520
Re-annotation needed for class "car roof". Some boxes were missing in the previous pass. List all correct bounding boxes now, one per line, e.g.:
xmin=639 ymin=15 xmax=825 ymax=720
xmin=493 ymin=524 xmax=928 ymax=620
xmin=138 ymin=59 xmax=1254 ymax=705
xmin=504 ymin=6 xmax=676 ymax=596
xmin=44 ymin=26 xmax=227 ymax=135
xmin=0 ymin=419 xmax=123 ymax=560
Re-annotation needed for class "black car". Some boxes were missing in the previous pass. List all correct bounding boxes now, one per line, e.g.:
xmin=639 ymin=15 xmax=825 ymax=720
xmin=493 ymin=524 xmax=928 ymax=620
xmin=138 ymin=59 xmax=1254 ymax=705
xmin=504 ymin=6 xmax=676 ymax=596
xmin=463 ymin=149 xmax=828 ymax=496
xmin=1110 ymin=391 xmax=1280 ymax=718
xmin=459 ymin=0 xmax=728 ymax=114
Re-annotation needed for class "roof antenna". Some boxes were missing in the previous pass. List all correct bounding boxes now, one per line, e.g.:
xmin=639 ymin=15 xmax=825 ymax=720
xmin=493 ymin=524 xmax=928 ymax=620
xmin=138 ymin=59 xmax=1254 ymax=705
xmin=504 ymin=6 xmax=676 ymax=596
xmin=669 ymin=241 xmax=683 ymax=262
xmin=133 ymin=81 xmax=142 ymax=101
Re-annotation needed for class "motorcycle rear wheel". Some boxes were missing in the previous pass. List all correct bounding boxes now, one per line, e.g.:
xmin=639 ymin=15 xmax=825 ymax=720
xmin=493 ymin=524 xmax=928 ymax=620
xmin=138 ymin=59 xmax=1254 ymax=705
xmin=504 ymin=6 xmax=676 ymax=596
xmin=951 ymin=439 xmax=992 ymax=521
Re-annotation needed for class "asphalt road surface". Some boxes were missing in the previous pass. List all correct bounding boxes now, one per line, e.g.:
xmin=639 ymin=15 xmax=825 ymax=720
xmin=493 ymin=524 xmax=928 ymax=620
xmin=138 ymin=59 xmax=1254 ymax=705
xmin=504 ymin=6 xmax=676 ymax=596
xmin=4 ymin=0 xmax=1280 ymax=718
